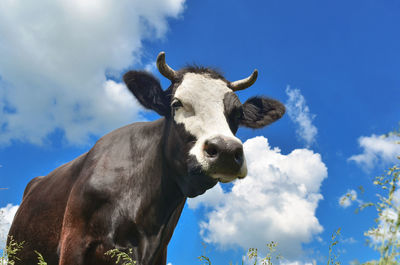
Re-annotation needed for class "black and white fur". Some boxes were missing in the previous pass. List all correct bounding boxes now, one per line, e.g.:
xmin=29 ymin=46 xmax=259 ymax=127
xmin=8 ymin=56 xmax=285 ymax=265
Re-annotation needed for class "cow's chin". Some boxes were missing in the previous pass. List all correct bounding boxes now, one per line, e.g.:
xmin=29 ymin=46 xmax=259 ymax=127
xmin=209 ymin=162 xmax=248 ymax=183
xmin=173 ymin=155 xmax=214 ymax=198
xmin=211 ymin=174 xmax=245 ymax=183
xmin=176 ymin=171 xmax=215 ymax=198
xmin=182 ymin=155 xmax=247 ymax=197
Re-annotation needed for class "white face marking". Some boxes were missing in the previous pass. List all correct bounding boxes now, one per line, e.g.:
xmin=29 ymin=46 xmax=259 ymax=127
xmin=173 ymin=73 xmax=247 ymax=180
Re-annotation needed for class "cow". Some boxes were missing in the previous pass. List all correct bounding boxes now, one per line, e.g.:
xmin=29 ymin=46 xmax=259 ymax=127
xmin=7 ymin=52 xmax=285 ymax=265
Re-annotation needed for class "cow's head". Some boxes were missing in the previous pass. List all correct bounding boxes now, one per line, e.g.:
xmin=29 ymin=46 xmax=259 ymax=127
xmin=123 ymin=52 xmax=285 ymax=197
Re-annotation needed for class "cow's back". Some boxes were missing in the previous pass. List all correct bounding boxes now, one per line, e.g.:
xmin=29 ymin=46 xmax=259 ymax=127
xmin=8 ymin=153 xmax=87 ymax=265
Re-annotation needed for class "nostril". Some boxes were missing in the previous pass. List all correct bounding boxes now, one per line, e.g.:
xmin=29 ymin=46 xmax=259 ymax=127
xmin=204 ymin=141 xmax=219 ymax=158
xmin=234 ymin=149 xmax=243 ymax=164
xmin=205 ymin=146 xmax=218 ymax=157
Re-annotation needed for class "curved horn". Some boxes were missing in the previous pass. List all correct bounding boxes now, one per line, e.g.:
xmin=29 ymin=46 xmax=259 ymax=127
xmin=229 ymin=69 xmax=258 ymax=91
xmin=156 ymin=51 xmax=177 ymax=81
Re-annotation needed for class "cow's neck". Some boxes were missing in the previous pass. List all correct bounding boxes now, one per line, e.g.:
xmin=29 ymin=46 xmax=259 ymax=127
xmin=128 ymin=118 xmax=186 ymax=262
xmin=135 ymin=117 xmax=186 ymax=218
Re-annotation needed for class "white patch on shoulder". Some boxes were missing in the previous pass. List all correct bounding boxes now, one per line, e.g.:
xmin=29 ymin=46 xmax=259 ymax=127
xmin=173 ymin=73 xmax=247 ymax=178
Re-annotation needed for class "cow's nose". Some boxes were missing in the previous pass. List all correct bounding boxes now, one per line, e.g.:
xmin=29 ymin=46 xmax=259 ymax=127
xmin=203 ymin=136 xmax=244 ymax=171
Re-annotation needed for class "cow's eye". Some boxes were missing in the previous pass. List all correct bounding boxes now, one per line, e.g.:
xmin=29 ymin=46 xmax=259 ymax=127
xmin=171 ymin=99 xmax=183 ymax=110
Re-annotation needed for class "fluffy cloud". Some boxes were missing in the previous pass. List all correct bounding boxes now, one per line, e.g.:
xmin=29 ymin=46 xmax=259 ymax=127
xmin=348 ymin=134 xmax=400 ymax=170
xmin=0 ymin=0 xmax=185 ymax=145
xmin=0 ymin=204 xmax=19 ymax=250
xmin=188 ymin=136 xmax=327 ymax=259
xmin=279 ymin=261 xmax=314 ymax=265
xmin=285 ymin=87 xmax=318 ymax=147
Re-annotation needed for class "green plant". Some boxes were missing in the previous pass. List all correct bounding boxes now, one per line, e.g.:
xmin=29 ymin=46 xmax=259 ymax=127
xmin=358 ymin=165 xmax=400 ymax=265
xmin=105 ymin=248 xmax=137 ymax=265
xmin=1 ymin=236 xmax=24 ymax=265
xmin=354 ymin=128 xmax=400 ymax=265
xmin=247 ymin=247 xmax=258 ymax=265
xmin=35 ymin=250 xmax=48 ymax=265
xmin=198 ymin=241 xmax=281 ymax=265
xmin=198 ymin=242 xmax=212 ymax=265
xmin=327 ymin=228 xmax=341 ymax=265
xmin=247 ymin=242 xmax=281 ymax=265
xmin=198 ymin=254 xmax=212 ymax=265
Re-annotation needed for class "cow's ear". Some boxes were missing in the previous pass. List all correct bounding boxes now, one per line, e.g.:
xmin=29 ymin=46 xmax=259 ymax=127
xmin=123 ymin=71 xmax=169 ymax=116
xmin=240 ymin=96 xmax=285 ymax=128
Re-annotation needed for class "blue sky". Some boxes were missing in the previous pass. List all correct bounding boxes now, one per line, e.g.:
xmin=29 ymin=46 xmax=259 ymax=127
xmin=1 ymin=0 xmax=400 ymax=264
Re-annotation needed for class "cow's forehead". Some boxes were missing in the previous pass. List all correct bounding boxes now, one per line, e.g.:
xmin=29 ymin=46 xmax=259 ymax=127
xmin=174 ymin=73 xmax=231 ymax=104
xmin=173 ymin=71 xmax=237 ymax=142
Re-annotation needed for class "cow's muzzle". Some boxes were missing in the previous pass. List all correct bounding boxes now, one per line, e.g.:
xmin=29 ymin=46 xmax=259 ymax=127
xmin=203 ymin=136 xmax=246 ymax=181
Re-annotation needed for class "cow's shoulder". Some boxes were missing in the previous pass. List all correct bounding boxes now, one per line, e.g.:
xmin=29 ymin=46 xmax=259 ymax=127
xmin=22 ymin=176 xmax=44 ymax=199
xmin=91 ymin=118 xmax=165 ymax=151
xmin=72 ymin=119 xmax=166 ymax=204
xmin=83 ymin=118 xmax=165 ymax=172
xmin=21 ymin=152 xmax=88 ymax=204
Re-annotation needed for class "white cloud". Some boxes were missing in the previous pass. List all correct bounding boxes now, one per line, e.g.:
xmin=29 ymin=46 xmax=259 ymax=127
xmin=339 ymin=189 xmax=360 ymax=208
xmin=285 ymin=87 xmax=318 ymax=147
xmin=188 ymin=136 xmax=327 ymax=259
xmin=341 ymin=236 xmax=357 ymax=244
xmin=0 ymin=0 xmax=185 ymax=145
xmin=348 ymin=134 xmax=400 ymax=170
xmin=0 ymin=204 xmax=19 ymax=250
xmin=144 ymin=62 xmax=157 ymax=74
xmin=279 ymin=261 xmax=314 ymax=265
